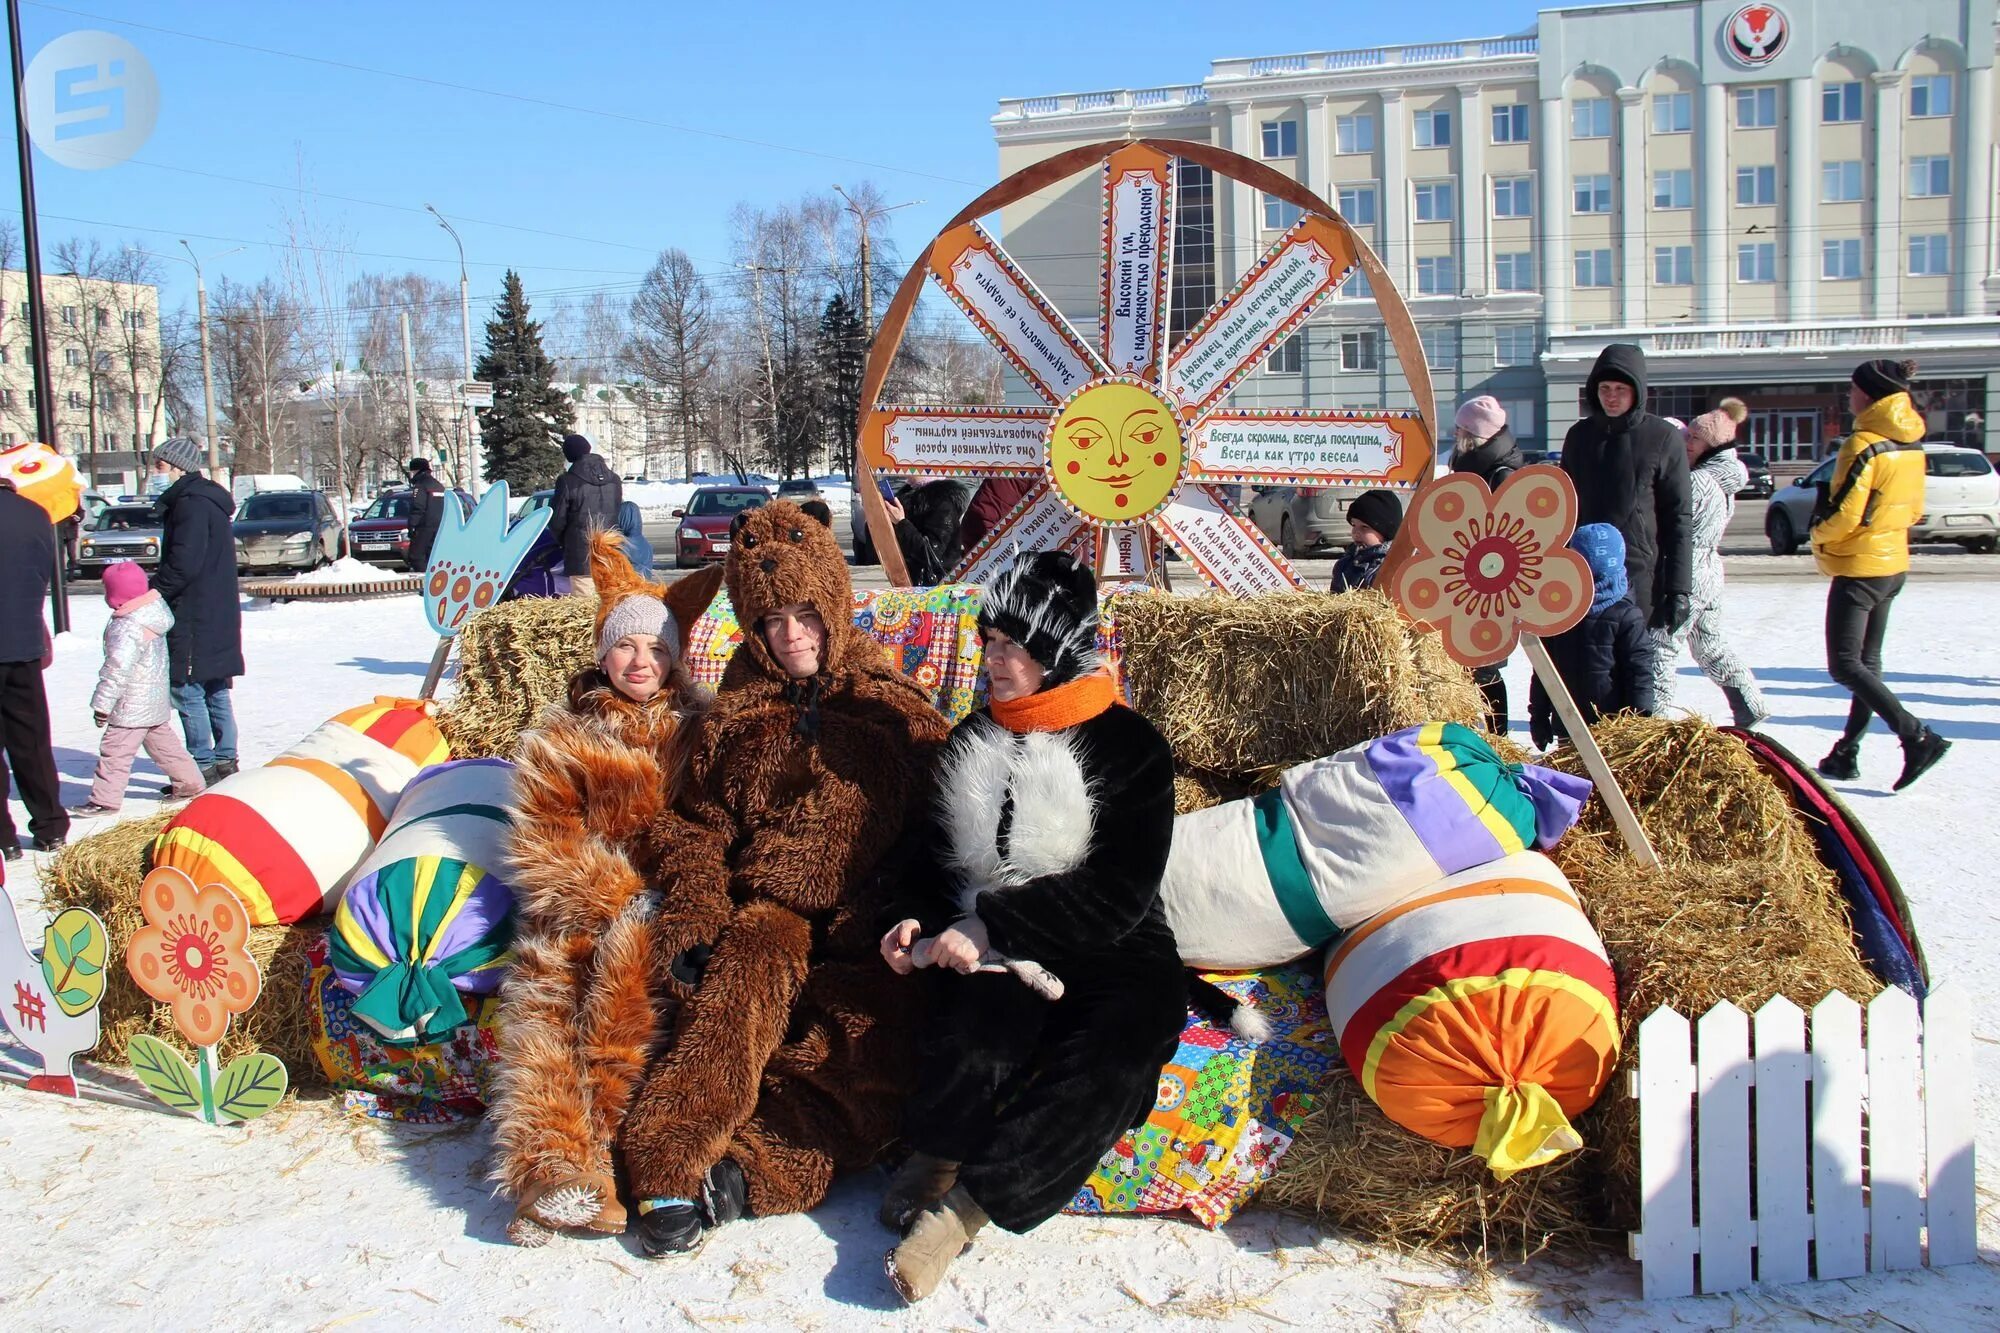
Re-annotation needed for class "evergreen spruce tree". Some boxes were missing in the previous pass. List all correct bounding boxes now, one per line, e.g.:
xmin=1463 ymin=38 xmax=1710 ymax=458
xmin=815 ymin=293 xmax=865 ymax=478
xmin=475 ymin=270 xmax=575 ymax=490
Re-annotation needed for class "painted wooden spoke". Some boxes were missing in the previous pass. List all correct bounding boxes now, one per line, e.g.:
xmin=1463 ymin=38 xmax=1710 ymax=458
xmin=859 ymin=404 xmax=1053 ymax=479
xmin=926 ymin=221 xmax=1109 ymax=406
xmin=1098 ymin=143 xmax=1175 ymax=384
xmin=1154 ymin=482 xmax=1299 ymax=594
xmin=955 ymin=481 xmax=1091 ymax=583
xmin=1186 ymin=408 xmax=1437 ymax=488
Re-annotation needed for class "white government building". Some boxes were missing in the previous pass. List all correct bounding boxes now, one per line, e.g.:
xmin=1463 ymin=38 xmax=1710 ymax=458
xmin=993 ymin=0 xmax=1999 ymax=465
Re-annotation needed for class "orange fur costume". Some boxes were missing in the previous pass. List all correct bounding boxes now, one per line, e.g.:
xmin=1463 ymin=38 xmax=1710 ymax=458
xmin=487 ymin=534 xmax=725 ymax=1243
xmin=618 ymin=500 xmax=950 ymax=1218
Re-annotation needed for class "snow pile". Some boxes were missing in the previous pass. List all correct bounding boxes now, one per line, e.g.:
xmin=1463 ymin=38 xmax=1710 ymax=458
xmin=283 ymin=556 xmax=408 ymax=585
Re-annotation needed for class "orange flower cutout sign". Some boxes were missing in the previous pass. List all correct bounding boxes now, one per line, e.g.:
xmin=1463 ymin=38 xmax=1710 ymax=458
xmin=124 ymin=867 xmax=288 ymax=1123
xmin=1383 ymin=466 xmax=1591 ymax=669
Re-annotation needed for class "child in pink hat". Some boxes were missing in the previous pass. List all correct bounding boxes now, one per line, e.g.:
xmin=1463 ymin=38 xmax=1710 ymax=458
xmin=69 ymin=561 xmax=206 ymax=817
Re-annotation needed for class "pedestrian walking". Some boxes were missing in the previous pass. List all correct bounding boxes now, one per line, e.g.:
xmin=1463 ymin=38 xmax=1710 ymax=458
xmin=1528 ymin=524 xmax=1658 ymax=749
xmin=1329 ymin=488 xmax=1401 ymax=592
xmin=1450 ymin=396 xmax=1525 ymax=731
xmin=1812 ymin=360 xmax=1951 ymax=790
xmin=148 ymin=436 xmax=244 ymax=786
xmin=404 ymin=457 xmax=447 ymax=572
xmin=70 ymin=562 xmax=207 ymax=817
xmin=1650 ymin=400 xmax=1768 ymax=727
xmin=0 ymin=475 xmax=66 ymax=858
xmin=548 ymin=433 xmax=621 ymax=597
xmin=614 ymin=499 xmax=654 ymax=572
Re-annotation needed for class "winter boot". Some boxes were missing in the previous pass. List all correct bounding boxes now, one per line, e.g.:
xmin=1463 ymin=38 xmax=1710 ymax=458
xmin=1723 ymin=686 xmax=1767 ymax=730
xmin=1894 ymin=729 xmax=1951 ymax=792
xmin=886 ymin=1185 xmax=988 ymax=1304
xmin=879 ymin=1151 xmax=961 ymax=1233
xmin=700 ymin=1159 xmax=749 ymax=1228
xmin=633 ymin=1198 xmax=706 ymax=1257
xmin=1816 ymin=739 xmax=1861 ymax=782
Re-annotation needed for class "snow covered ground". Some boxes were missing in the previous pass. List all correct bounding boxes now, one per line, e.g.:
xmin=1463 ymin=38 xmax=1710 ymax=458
xmin=4 ymin=575 xmax=1997 ymax=1330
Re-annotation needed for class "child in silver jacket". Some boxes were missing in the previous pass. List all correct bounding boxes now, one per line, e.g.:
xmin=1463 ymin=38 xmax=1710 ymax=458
xmin=71 ymin=561 xmax=207 ymax=816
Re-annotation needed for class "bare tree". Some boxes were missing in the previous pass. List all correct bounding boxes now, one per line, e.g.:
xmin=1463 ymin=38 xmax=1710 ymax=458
xmin=211 ymin=275 xmax=305 ymax=475
xmin=153 ymin=305 xmax=201 ymax=438
xmin=102 ymin=246 xmax=162 ymax=455
xmin=281 ymin=166 xmax=360 ymax=495
xmin=50 ymin=237 xmax=123 ymax=474
xmin=624 ymin=248 xmax=716 ymax=480
xmin=349 ymin=271 xmax=462 ymax=487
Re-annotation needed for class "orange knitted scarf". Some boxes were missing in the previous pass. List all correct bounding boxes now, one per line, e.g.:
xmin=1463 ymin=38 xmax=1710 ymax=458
xmin=989 ymin=669 xmax=1119 ymax=734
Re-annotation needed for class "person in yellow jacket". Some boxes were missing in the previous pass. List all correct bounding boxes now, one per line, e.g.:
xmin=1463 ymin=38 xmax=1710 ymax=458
xmin=1811 ymin=358 xmax=1950 ymax=790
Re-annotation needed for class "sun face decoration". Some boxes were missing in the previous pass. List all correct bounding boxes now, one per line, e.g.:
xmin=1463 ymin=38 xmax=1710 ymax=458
xmin=858 ymin=140 xmax=1436 ymax=593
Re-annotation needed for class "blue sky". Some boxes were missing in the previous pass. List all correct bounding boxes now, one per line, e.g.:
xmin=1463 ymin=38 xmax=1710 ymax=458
xmin=8 ymin=0 xmax=1518 ymax=334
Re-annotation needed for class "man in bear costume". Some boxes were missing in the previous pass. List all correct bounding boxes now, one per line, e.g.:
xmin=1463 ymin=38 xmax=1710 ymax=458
xmin=619 ymin=499 xmax=951 ymax=1256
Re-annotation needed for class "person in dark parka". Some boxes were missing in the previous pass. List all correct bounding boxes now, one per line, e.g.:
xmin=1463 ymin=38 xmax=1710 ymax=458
xmin=147 ymin=436 xmax=244 ymax=782
xmin=548 ymin=433 xmax=622 ymax=596
xmin=0 ymin=477 xmax=65 ymax=856
xmin=404 ymin=457 xmax=447 ymax=572
xmin=1560 ymin=344 xmax=1693 ymax=636
xmin=876 ymin=550 xmax=1187 ymax=1303
xmin=1329 ymin=488 xmax=1401 ymax=592
xmin=1528 ymin=524 xmax=1657 ymax=749
xmin=1451 ymin=396 xmax=1527 ymax=734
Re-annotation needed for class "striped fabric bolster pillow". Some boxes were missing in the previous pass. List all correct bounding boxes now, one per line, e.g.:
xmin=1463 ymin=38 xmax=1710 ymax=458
xmin=1322 ymin=851 xmax=1620 ymax=1179
xmin=1162 ymin=722 xmax=1594 ymax=970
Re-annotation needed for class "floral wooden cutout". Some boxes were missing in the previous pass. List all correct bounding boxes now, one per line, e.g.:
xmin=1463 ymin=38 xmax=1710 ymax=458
xmin=0 ymin=888 xmax=108 ymax=1096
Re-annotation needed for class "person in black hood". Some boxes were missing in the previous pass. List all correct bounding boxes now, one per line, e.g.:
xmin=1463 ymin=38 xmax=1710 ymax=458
xmin=147 ymin=436 xmax=244 ymax=784
xmin=1560 ymin=344 xmax=1693 ymax=637
xmin=1329 ymin=488 xmax=1400 ymax=592
xmin=1450 ymin=396 xmax=1527 ymax=733
xmin=404 ymin=457 xmax=447 ymax=572
xmin=548 ymin=433 xmax=622 ymax=596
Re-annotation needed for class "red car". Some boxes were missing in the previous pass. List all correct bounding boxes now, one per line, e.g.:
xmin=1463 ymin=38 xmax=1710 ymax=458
xmin=350 ymin=487 xmax=471 ymax=570
xmin=675 ymin=485 xmax=769 ymax=567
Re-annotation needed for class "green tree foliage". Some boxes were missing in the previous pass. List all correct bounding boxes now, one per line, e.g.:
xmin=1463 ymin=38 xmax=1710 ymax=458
xmin=476 ymin=271 xmax=574 ymax=490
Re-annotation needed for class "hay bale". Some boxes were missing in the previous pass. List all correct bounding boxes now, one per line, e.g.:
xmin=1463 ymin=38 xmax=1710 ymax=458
xmin=437 ymin=593 xmax=596 ymax=758
xmin=43 ymin=812 xmax=324 ymax=1083
xmin=1111 ymin=589 xmax=1483 ymax=785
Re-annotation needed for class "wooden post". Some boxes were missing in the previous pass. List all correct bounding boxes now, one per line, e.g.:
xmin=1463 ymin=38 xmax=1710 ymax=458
xmin=418 ymin=636 xmax=453 ymax=702
xmin=1521 ymin=633 xmax=1659 ymax=868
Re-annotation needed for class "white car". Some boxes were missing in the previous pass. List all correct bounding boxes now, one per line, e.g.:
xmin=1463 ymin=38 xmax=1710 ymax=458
xmin=1765 ymin=443 xmax=1999 ymax=554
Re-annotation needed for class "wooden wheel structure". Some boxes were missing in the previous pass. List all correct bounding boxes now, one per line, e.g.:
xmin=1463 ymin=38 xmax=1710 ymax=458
xmin=854 ymin=137 xmax=1437 ymax=593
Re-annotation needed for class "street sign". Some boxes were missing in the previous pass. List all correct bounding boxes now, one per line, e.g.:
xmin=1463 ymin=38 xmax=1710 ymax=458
xmin=461 ymin=381 xmax=495 ymax=408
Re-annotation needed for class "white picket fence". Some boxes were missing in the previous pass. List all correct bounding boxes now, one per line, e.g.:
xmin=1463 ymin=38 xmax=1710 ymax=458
xmin=1629 ymin=984 xmax=1977 ymax=1299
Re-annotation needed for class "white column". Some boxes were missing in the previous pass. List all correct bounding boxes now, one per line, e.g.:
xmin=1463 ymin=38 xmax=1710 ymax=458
xmin=1304 ymin=95 xmax=1331 ymax=205
xmin=1956 ymin=64 xmax=1994 ymax=315
xmin=1225 ymin=102 xmax=1259 ymax=287
xmin=1785 ymin=76 xmax=1817 ymax=321
xmin=1538 ymin=96 xmax=1570 ymax=332
xmin=1870 ymin=71 xmax=1905 ymax=317
xmin=1698 ymin=81 xmax=1729 ymax=323
xmin=1380 ymin=90 xmax=1410 ymax=294
xmin=1617 ymin=86 xmax=1648 ymax=326
xmin=1458 ymin=84 xmax=1487 ymax=296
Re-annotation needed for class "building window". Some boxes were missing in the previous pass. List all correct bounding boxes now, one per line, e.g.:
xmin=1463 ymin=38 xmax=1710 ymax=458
xmin=1493 ymin=324 xmax=1539 ymax=367
xmin=60 ymin=305 xmax=77 ymax=327
xmin=1908 ymin=234 xmax=1950 ymax=276
xmin=1260 ymin=119 xmax=1298 ymax=158
xmin=1736 ymin=86 xmax=1778 ymax=128
xmin=1821 ymin=160 xmax=1864 ymax=203
xmin=1336 ymin=114 xmax=1375 ymax=154
xmin=1652 ymin=169 xmax=1692 ymax=210
xmin=94 ymin=305 xmax=109 ymax=328
xmin=1654 ymin=245 xmax=1694 ymax=285
xmin=94 ymin=350 xmax=111 ymax=371
xmin=1340 ymin=330 xmax=1380 ymax=371
xmin=1492 ymin=103 xmax=1530 ymax=143
xmin=1494 ymin=251 xmax=1535 ymax=290
xmin=1822 ymin=238 xmax=1863 ymax=280
xmin=1420 ymin=325 xmax=1459 ymax=371
xmin=1262 ymin=193 xmax=1303 ymax=230
xmin=1571 ymin=98 xmax=1612 ymax=139
xmin=1337 ymin=185 xmax=1378 ymax=225
xmin=1908 ymin=156 xmax=1950 ymax=198
xmin=1736 ymin=242 xmax=1776 ymax=283
xmin=62 ymin=346 xmax=81 ymax=366
xmin=1413 ymin=182 xmax=1455 ymax=222
xmin=1166 ymin=160 xmax=1215 ymax=344
xmin=1652 ymin=92 xmax=1692 ymax=134
xmin=1414 ymin=108 xmax=1452 ymax=148
xmin=1823 ymin=81 xmax=1863 ymax=123
xmin=1492 ymin=176 xmax=1533 ymax=218
xmin=1573 ymin=174 xmax=1613 ymax=214
xmin=1735 ymin=165 xmax=1776 ymax=206
xmin=0 ymin=389 xmax=11 ymax=408
xmin=1337 ymin=268 xmax=1374 ymax=300
xmin=0 ymin=345 xmax=8 ymax=364
xmin=1909 ymin=75 xmax=1952 ymax=118
xmin=66 ymin=389 xmax=83 ymax=409
xmin=1265 ymin=332 xmax=1303 ymax=374
xmin=1415 ymin=255 xmax=1457 ymax=295
xmin=1574 ymin=248 xmax=1614 ymax=287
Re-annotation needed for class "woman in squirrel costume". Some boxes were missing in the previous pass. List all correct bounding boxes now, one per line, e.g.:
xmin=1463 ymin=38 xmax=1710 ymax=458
xmin=487 ymin=533 xmax=725 ymax=1246
xmin=877 ymin=550 xmax=1187 ymax=1303
xmin=618 ymin=499 xmax=951 ymax=1257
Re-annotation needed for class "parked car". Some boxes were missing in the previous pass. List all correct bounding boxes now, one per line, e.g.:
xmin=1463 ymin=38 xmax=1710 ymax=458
xmin=776 ymin=478 xmax=823 ymax=505
xmin=74 ymin=503 xmax=164 ymax=575
xmin=1765 ymin=443 xmax=2000 ymax=555
xmin=674 ymin=485 xmax=769 ymax=567
xmin=1245 ymin=484 xmax=1374 ymax=557
xmin=233 ymin=490 xmax=348 ymax=573
xmin=1736 ymin=451 xmax=1774 ymax=499
xmin=348 ymin=487 xmax=474 ymax=570
xmin=1518 ymin=449 xmax=1559 ymax=468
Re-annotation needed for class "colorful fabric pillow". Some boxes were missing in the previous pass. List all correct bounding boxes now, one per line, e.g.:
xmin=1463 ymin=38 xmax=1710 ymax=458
xmin=1066 ymin=964 xmax=1335 ymax=1228
xmin=329 ymin=758 xmax=516 ymax=1046
xmin=153 ymin=698 xmax=451 ymax=926
xmin=1163 ymin=722 xmax=1593 ymax=969
xmin=1321 ymin=851 xmax=1619 ymax=1179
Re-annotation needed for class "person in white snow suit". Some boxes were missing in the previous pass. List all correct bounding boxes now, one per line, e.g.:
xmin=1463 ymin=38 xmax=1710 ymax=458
xmin=71 ymin=561 xmax=207 ymax=816
xmin=1649 ymin=400 xmax=1767 ymax=727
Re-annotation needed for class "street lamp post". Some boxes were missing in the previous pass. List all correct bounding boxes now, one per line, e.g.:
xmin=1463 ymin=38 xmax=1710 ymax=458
xmin=425 ymin=204 xmax=479 ymax=498
xmin=830 ymin=185 xmax=922 ymax=343
xmin=143 ymin=244 xmax=241 ymax=483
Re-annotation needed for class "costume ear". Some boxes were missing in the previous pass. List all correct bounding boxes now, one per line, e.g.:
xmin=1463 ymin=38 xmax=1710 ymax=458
xmin=589 ymin=527 xmax=657 ymax=602
xmin=663 ymin=564 xmax=726 ymax=659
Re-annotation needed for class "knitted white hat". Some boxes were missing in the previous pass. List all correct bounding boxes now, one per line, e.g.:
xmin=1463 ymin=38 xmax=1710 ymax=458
xmin=596 ymin=594 xmax=677 ymax=663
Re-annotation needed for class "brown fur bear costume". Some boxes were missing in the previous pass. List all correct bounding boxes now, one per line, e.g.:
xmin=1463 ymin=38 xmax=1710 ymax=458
xmin=618 ymin=499 xmax=950 ymax=1245
xmin=488 ymin=534 xmax=725 ymax=1245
